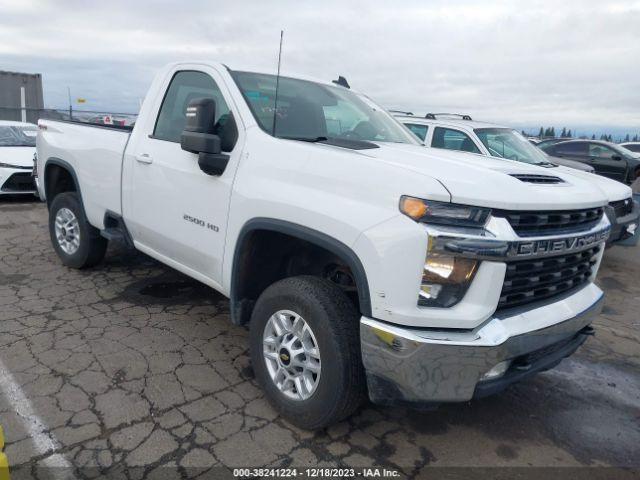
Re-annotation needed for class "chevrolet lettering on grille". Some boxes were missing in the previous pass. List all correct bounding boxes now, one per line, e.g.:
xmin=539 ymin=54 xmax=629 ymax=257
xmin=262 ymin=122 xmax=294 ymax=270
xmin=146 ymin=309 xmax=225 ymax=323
xmin=510 ymin=228 xmax=610 ymax=257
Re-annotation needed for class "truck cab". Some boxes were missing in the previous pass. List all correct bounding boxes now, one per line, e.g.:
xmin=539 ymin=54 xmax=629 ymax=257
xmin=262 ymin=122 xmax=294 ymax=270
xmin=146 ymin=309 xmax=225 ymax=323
xmin=37 ymin=62 xmax=613 ymax=429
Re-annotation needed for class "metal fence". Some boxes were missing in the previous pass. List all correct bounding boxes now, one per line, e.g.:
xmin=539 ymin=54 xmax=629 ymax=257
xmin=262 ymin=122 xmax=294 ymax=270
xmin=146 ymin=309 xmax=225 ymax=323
xmin=0 ymin=107 xmax=138 ymax=127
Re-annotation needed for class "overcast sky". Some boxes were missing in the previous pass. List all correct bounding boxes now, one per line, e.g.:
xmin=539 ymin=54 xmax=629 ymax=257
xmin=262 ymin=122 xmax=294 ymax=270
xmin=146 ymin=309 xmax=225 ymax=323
xmin=1 ymin=0 xmax=639 ymax=133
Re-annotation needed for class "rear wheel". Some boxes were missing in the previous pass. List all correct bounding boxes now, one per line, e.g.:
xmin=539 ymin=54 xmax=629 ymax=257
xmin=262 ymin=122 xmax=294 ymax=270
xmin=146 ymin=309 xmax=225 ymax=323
xmin=48 ymin=192 xmax=107 ymax=269
xmin=249 ymin=276 xmax=365 ymax=430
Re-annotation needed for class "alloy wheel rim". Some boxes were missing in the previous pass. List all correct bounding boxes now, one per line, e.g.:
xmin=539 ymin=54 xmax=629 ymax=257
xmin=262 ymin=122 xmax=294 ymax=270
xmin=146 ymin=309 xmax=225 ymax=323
xmin=262 ymin=309 xmax=321 ymax=401
xmin=54 ymin=207 xmax=80 ymax=255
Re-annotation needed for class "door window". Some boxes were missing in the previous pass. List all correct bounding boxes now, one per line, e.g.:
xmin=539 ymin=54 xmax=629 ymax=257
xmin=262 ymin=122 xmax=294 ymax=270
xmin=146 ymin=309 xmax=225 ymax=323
xmin=403 ymin=123 xmax=429 ymax=141
xmin=153 ymin=71 xmax=235 ymax=150
xmin=589 ymin=144 xmax=617 ymax=159
xmin=431 ymin=127 xmax=481 ymax=154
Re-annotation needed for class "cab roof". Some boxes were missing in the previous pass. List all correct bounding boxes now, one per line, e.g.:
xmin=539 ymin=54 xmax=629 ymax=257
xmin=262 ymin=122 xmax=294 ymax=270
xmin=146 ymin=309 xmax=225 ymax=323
xmin=165 ymin=61 xmax=355 ymax=92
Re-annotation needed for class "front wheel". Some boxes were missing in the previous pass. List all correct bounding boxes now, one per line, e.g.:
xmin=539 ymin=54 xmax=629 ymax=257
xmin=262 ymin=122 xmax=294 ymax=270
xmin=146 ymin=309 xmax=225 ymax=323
xmin=48 ymin=192 xmax=107 ymax=269
xmin=249 ymin=276 xmax=365 ymax=430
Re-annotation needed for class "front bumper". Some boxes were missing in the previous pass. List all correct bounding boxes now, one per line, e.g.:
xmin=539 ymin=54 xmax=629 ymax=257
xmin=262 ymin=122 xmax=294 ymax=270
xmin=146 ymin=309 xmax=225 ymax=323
xmin=606 ymin=200 xmax=640 ymax=245
xmin=0 ymin=167 xmax=37 ymax=195
xmin=360 ymin=288 xmax=604 ymax=405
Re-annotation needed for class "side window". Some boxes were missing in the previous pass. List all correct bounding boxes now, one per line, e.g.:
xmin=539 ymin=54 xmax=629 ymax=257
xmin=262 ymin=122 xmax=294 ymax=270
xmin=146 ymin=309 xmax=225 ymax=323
xmin=555 ymin=142 xmax=588 ymax=156
xmin=153 ymin=71 xmax=235 ymax=150
xmin=431 ymin=127 xmax=481 ymax=154
xmin=589 ymin=144 xmax=616 ymax=159
xmin=404 ymin=123 xmax=428 ymax=141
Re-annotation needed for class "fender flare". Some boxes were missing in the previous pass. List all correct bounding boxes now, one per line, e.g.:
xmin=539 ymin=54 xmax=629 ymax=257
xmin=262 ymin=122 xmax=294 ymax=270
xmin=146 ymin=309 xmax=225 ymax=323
xmin=230 ymin=218 xmax=372 ymax=324
xmin=43 ymin=157 xmax=83 ymax=208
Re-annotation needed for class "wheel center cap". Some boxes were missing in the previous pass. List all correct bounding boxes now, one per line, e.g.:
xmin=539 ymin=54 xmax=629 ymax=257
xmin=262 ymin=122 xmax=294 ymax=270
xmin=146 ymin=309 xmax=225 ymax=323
xmin=279 ymin=348 xmax=291 ymax=366
xmin=61 ymin=228 xmax=67 ymax=237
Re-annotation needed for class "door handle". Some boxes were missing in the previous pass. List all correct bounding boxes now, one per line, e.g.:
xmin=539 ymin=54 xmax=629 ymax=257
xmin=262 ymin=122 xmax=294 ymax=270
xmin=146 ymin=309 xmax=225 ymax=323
xmin=135 ymin=153 xmax=153 ymax=164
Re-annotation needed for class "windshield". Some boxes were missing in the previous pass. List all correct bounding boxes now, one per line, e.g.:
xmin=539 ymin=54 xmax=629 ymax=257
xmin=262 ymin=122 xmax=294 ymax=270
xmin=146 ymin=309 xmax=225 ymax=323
xmin=231 ymin=71 xmax=416 ymax=146
xmin=0 ymin=125 xmax=37 ymax=147
xmin=474 ymin=128 xmax=551 ymax=165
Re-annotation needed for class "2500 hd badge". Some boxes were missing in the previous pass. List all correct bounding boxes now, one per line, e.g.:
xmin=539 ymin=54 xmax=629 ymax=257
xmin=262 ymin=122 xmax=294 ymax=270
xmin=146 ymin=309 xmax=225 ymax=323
xmin=183 ymin=214 xmax=219 ymax=232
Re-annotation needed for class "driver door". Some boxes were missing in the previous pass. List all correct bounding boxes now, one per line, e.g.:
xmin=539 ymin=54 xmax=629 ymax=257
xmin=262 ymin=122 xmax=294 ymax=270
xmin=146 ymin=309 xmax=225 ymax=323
xmin=587 ymin=143 xmax=626 ymax=182
xmin=124 ymin=69 xmax=242 ymax=287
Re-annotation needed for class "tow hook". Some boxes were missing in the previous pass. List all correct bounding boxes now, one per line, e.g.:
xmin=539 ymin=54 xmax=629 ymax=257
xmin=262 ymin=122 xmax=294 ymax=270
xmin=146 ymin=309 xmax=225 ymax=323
xmin=580 ymin=325 xmax=596 ymax=336
xmin=513 ymin=361 xmax=532 ymax=372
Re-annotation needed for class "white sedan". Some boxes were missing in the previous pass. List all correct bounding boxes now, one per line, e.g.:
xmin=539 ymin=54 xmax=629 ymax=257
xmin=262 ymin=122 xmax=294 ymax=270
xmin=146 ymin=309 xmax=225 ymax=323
xmin=0 ymin=120 xmax=38 ymax=196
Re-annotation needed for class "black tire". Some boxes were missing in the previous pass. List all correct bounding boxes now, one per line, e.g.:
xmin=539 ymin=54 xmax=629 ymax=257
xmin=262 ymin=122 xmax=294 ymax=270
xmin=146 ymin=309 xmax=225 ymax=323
xmin=48 ymin=192 xmax=107 ymax=269
xmin=249 ymin=275 xmax=365 ymax=430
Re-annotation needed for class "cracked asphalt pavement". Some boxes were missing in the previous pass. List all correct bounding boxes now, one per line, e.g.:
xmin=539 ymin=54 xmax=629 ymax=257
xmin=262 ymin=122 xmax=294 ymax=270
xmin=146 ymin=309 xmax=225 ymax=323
xmin=0 ymin=197 xmax=639 ymax=478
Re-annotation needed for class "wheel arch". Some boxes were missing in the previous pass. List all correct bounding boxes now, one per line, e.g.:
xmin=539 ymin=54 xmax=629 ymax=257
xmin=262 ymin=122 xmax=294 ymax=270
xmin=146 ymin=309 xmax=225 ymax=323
xmin=43 ymin=158 xmax=82 ymax=209
xmin=230 ymin=218 xmax=372 ymax=325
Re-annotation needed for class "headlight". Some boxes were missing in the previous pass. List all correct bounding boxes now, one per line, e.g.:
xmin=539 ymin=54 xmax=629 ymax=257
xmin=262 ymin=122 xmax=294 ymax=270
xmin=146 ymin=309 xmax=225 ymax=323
xmin=400 ymin=196 xmax=491 ymax=227
xmin=418 ymin=253 xmax=478 ymax=307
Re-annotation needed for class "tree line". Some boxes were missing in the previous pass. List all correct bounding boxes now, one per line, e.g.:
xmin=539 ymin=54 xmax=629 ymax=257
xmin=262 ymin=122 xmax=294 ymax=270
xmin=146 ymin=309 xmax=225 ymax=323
xmin=522 ymin=127 xmax=640 ymax=143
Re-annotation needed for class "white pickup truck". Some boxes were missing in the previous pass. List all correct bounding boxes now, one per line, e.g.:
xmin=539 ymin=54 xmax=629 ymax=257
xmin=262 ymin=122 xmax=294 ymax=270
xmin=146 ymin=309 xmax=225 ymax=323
xmin=37 ymin=61 xmax=612 ymax=429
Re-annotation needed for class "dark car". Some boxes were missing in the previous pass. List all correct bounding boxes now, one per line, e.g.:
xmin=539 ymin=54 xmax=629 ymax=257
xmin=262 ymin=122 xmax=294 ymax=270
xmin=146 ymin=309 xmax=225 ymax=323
xmin=540 ymin=140 xmax=640 ymax=185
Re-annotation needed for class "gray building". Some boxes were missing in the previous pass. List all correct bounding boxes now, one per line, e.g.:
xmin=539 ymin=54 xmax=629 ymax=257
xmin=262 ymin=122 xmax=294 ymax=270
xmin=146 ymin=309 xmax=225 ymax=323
xmin=0 ymin=70 xmax=44 ymax=124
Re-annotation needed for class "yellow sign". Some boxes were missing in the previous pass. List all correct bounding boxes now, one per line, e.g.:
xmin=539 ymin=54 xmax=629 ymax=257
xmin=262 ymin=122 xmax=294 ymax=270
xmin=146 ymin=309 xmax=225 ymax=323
xmin=76 ymin=98 xmax=86 ymax=104
xmin=0 ymin=424 xmax=9 ymax=480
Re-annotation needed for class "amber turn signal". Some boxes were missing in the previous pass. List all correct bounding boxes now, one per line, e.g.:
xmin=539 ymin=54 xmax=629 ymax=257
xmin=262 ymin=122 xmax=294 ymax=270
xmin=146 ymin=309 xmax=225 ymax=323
xmin=400 ymin=196 xmax=427 ymax=220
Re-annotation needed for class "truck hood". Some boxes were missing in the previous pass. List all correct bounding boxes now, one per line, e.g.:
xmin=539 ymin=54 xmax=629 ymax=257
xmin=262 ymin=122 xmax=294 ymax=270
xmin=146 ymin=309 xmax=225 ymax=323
xmin=359 ymin=143 xmax=609 ymax=210
xmin=554 ymin=165 xmax=632 ymax=203
xmin=0 ymin=146 xmax=35 ymax=168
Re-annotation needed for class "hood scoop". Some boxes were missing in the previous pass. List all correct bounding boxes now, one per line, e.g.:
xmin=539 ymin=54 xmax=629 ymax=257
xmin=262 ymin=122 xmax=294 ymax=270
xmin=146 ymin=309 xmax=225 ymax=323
xmin=510 ymin=174 xmax=565 ymax=184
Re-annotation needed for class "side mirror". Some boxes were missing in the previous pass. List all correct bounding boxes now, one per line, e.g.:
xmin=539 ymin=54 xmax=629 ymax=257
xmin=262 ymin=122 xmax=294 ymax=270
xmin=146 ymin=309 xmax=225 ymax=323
xmin=611 ymin=155 xmax=622 ymax=161
xmin=180 ymin=98 xmax=229 ymax=176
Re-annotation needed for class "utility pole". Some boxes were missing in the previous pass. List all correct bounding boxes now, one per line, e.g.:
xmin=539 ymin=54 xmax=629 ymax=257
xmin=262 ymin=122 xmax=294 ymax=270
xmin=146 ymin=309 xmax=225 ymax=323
xmin=67 ymin=86 xmax=73 ymax=120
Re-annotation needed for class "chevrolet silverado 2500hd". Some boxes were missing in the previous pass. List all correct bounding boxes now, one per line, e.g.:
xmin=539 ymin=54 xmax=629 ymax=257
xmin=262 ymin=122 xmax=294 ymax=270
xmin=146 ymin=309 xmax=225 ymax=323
xmin=37 ymin=62 xmax=612 ymax=429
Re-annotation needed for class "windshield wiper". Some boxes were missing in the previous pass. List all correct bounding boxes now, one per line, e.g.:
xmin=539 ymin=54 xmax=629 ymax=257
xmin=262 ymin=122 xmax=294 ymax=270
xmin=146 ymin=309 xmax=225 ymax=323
xmin=277 ymin=135 xmax=379 ymax=150
xmin=278 ymin=136 xmax=328 ymax=142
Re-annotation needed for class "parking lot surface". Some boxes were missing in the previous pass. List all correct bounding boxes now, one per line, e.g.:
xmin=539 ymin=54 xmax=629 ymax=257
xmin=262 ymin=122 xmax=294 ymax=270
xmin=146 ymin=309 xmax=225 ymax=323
xmin=1 ymin=197 xmax=639 ymax=478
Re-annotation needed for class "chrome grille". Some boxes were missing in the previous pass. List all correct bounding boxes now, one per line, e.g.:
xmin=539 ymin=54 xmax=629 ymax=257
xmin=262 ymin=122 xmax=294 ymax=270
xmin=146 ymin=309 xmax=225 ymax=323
xmin=498 ymin=245 xmax=600 ymax=311
xmin=496 ymin=207 xmax=604 ymax=237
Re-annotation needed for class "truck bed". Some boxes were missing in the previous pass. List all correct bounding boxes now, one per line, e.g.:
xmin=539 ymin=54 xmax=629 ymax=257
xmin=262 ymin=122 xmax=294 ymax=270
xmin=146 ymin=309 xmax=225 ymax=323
xmin=37 ymin=119 xmax=131 ymax=227
xmin=47 ymin=118 xmax=134 ymax=132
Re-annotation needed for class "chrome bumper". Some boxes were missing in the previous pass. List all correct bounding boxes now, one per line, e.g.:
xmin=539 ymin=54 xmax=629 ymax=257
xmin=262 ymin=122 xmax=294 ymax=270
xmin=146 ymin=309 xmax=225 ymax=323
xmin=360 ymin=292 xmax=604 ymax=405
xmin=606 ymin=200 xmax=639 ymax=245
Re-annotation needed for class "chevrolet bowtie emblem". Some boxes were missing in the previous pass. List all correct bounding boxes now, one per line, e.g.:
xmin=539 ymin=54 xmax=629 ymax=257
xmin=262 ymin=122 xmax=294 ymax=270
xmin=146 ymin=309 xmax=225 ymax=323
xmin=280 ymin=353 xmax=290 ymax=362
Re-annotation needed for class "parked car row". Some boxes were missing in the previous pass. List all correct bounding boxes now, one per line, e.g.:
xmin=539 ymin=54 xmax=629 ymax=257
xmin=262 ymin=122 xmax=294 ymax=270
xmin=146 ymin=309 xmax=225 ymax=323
xmin=394 ymin=113 xmax=639 ymax=246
